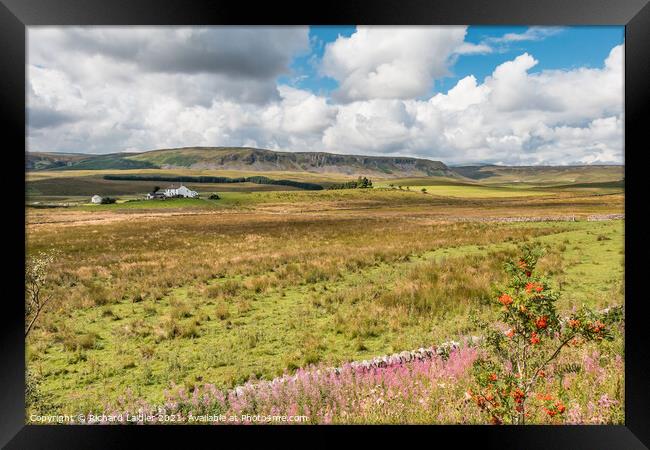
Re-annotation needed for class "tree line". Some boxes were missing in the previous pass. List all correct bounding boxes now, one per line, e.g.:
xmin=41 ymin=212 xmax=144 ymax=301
xmin=327 ymin=176 xmax=373 ymax=190
xmin=103 ymin=175 xmax=323 ymax=190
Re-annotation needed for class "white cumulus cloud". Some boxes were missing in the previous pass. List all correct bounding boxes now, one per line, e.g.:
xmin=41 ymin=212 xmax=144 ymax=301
xmin=319 ymin=44 xmax=624 ymax=165
xmin=27 ymin=27 xmax=624 ymax=166
xmin=321 ymin=26 xmax=469 ymax=102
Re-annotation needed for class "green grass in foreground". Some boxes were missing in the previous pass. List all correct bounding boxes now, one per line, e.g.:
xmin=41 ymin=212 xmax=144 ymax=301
xmin=26 ymin=220 xmax=623 ymax=414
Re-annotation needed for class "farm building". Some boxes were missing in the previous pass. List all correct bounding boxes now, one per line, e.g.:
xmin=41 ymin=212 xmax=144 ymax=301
xmin=146 ymin=191 xmax=166 ymax=200
xmin=91 ymin=195 xmax=103 ymax=204
xmin=163 ymin=184 xmax=199 ymax=198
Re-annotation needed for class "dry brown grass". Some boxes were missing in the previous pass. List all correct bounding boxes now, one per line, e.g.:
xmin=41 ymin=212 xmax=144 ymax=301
xmin=27 ymin=188 xmax=622 ymax=320
xmin=378 ymin=250 xmax=513 ymax=315
xmin=24 ymin=188 xmax=623 ymax=414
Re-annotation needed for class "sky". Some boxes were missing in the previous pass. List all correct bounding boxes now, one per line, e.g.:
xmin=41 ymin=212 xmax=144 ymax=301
xmin=27 ymin=25 xmax=624 ymax=165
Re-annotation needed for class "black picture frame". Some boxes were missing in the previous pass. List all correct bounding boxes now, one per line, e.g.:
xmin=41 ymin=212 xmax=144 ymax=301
xmin=2 ymin=0 xmax=648 ymax=447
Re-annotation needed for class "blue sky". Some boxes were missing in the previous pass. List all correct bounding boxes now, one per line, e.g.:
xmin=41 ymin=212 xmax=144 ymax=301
xmin=449 ymin=26 xmax=624 ymax=90
xmin=283 ymin=25 xmax=624 ymax=98
xmin=278 ymin=26 xmax=356 ymax=94
xmin=28 ymin=26 xmax=625 ymax=164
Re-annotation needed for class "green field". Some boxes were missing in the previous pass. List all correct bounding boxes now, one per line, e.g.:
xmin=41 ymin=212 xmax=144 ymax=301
xmin=26 ymin=218 xmax=623 ymax=414
xmin=375 ymin=183 xmax=545 ymax=198
xmin=26 ymin=166 xmax=624 ymax=205
xmin=25 ymin=166 xmax=625 ymax=423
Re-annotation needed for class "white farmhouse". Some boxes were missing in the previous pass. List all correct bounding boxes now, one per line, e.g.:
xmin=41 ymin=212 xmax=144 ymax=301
xmin=91 ymin=195 xmax=103 ymax=204
xmin=163 ymin=184 xmax=198 ymax=198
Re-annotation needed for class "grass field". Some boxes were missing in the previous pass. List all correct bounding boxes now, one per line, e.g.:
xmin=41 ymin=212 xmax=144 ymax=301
xmin=452 ymin=165 xmax=624 ymax=185
xmin=26 ymin=164 xmax=624 ymax=200
xmin=24 ymin=169 xmax=625 ymax=423
xmin=26 ymin=167 xmax=623 ymax=209
xmin=376 ymin=184 xmax=545 ymax=198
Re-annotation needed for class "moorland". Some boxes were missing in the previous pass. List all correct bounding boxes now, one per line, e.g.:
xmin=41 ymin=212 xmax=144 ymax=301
xmin=25 ymin=147 xmax=625 ymax=424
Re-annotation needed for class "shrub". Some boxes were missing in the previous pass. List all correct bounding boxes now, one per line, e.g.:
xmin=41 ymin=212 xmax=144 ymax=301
xmin=26 ymin=371 xmax=55 ymax=415
xmin=63 ymin=332 xmax=98 ymax=351
xmin=181 ymin=323 xmax=200 ymax=339
xmin=243 ymin=330 xmax=262 ymax=349
xmin=155 ymin=319 xmax=181 ymax=341
xmin=170 ymin=301 xmax=192 ymax=319
xmin=122 ymin=359 xmax=137 ymax=369
xmin=355 ymin=338 xmax=369 ymax=351
xmin=214 ymin=301 xmax=230 ymax=320
xmin=207 ymin=280 xmax=241 ymax=299
xmin=236 ymin=298 xmax=253 ymax=315
xmin=140 ymin=345 xmax=155 ymax=359
xmin=78 ymin=333 xmax=97 ymax=350
xmin=209 ymin=194 xmax=221 ymax=200
xmin=143 ymin=303 xmax=157 ymax=317
xmin=348 ymin=306 xmax=384 ymax=339
xmin=25 ymin=251 xmax=57 ymax=337
xmin=86 ymin=283 xmax=112 ymax=307
xmin=244 ymin=275 xmax=272 ymax=293
xmin=468 ymin=244 xmax=622 ymax=425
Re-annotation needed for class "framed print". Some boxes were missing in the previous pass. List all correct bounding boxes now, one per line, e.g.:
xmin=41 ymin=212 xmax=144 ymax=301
xmin=1 ymin=0 xmax=649 ymax=447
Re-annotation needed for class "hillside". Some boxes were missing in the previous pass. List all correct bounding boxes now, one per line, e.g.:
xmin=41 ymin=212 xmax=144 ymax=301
xmin=27 ymin=147 xmax=453 ymax=178
xmin=452 ymin=164 xmax=624 ymax=185
xmin=27 ymin=148 xmax=625 ymax=186
xmin=25 ymin=152 xmax=91 ymax=171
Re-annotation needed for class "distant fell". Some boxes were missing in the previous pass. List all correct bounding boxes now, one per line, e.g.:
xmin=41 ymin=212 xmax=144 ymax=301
xmin=26 ymin=147 xmax=624 ymax=183
xmin=27 ymin=147 xmax=453 ymax=178
xmin=452 ymin=164 xmax=624 ymax=184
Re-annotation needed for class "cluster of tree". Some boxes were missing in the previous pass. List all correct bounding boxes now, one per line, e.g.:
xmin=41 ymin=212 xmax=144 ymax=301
xmin=327 ymin=176 xmax=373 ymax=190
xmin=103 ymin=175 xmax=323 ymax=191
xmin=100 ymin=197 xmax=116 ymax=204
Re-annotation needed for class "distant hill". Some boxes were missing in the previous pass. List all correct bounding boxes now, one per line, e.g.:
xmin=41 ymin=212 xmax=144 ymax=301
xmin=25 ymin=152 xmax=91 ymax=171
xmin=452 ymin=164 xmax=624 ymax=185
xmin=26 ymin=148 xmax=624 ymax=183
xmin=25 ymin=152 xmax=157 ymax=171
xmin=27 ymin=147 xmax=454 ymax=178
